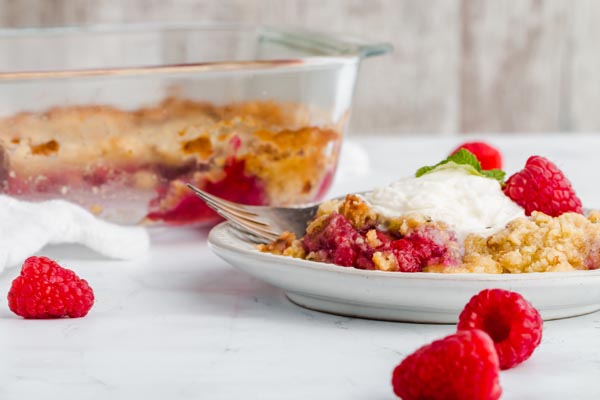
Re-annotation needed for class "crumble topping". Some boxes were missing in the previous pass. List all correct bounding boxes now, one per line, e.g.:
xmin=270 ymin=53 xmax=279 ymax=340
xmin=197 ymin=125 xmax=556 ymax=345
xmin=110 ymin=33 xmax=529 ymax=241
xmin=461 ymin=212 xmax=600 ymax=273
xmin=259 ymin=194 xmax=600 ymax=274
xmin=0 ymin=98 xmax=343 ymax=224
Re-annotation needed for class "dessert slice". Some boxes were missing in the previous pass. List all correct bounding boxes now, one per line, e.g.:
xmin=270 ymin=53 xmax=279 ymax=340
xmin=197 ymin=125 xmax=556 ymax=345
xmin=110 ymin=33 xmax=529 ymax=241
xmin=260 ymin=149 xmax=600 ymax=273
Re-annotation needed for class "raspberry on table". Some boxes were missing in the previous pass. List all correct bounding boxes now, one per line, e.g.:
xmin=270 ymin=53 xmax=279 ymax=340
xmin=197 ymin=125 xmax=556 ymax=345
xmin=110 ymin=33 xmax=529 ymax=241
xmin=7 ymin=256 xmax=95 ymax=319
xmin=392 ymin=329 xmax=502 ymax=400
xmin=457 ymin=289 xmax=543 ymax=370
xmin=503 ymin=155 xmax=583 ymax=217
xmin=450 ymin=141 xmax=502 ymax=170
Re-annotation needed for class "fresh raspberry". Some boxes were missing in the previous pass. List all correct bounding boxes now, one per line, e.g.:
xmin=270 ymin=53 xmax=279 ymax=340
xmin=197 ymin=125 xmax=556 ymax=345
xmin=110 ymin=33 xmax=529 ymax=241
xmin=457 ymin=289 xmax=543 ymax=370
xmin=503 ymin=156 xmax=583 ymax=217
xmin=450 ymin=141 xmax=502 ymax=170
xmin=392 ymin=329 xmax=502 ymax=400
xmin=7 ymin=256 xmax=95 ymax=319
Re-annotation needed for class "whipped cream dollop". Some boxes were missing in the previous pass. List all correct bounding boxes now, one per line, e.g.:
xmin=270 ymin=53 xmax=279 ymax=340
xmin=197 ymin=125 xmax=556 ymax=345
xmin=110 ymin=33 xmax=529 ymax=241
xmin=364 ymin=169 xmax=525 ymax=239
xmin=0 ymin=195 xmax=150 ymax=274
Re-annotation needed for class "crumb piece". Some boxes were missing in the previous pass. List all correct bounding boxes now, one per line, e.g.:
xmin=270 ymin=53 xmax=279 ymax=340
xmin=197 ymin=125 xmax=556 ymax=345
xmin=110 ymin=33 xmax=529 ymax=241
xmin=365 ymin=229 xmax=382 ymax=248
xmin=257 ymin=232 xmax=305 ymax=258
xmin=90 ymin=204 xmax=104 ymax=215
xmin=373 ymin=251 xmax=399 ymax=271
xmin=338 ymin=194 xmax=377 ymax=230
xmin=30 ymin=139 xmax=59 ymax=156
xmin=385 ymin=214 xmax=437 ymax=236
xmin=305 ymin=214 xmax=332 ymax=236
xmin=588 ymin=210 xmax=600 ymax=224
xmin=316 ymin=199 xmax=342 ymax=217
xmin=181 ymin=134 xmax=213 ymax=159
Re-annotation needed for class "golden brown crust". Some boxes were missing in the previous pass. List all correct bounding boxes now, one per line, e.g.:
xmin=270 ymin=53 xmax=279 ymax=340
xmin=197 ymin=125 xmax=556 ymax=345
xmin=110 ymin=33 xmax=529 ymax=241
xmin=0 ymin=98 xmax=342 ymax=207
xmin=30 ymin=140 xmax=60 ymax=156
xmin=243 ymin=126 xmax=339 ymax=204
xmin=462 ymin=212 xmax=600 ymax=273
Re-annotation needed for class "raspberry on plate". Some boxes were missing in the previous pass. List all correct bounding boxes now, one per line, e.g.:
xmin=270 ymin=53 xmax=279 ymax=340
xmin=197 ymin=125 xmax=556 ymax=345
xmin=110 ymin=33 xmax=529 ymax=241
xmin=391 ymin=329 xmax=502 ymax=400
xmin=504 ymin=155 xmax=583 ymax=217
xmin=450 ymin=141 xmax=502 ymax=170
xmin=7 ymin=256 xmax=95 ymax=319
xmin=457 ymin=289 xmax=543 ymax=370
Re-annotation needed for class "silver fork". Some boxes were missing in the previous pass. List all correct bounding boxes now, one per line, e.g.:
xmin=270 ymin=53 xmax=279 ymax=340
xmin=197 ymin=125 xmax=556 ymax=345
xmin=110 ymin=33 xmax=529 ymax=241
xmin=187 ymin=184 xmax=322 ymax=243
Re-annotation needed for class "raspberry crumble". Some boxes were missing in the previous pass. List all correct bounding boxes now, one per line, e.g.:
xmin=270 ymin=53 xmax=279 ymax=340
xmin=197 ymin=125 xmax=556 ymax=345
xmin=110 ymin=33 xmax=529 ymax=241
xmin=0 ymin=98 xmax=343 ymax=225
xmin=260 ymin=149 xmax=600 ymax=273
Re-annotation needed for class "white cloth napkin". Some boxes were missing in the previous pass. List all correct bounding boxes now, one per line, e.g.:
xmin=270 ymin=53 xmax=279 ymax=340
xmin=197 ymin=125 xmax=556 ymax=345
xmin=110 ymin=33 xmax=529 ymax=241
xmin=0 ymin=195 xmax=150 ymax=274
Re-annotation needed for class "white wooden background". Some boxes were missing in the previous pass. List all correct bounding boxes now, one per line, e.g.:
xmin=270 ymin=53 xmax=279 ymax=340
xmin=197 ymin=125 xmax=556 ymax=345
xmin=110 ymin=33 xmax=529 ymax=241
xmin=0 ymin=0 xmax=598 ymax=136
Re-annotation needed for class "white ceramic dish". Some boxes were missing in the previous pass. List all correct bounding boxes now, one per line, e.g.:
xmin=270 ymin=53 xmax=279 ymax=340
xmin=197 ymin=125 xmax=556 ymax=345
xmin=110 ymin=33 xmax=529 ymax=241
xmin=208 ymin=222 xmax=600 ymax=323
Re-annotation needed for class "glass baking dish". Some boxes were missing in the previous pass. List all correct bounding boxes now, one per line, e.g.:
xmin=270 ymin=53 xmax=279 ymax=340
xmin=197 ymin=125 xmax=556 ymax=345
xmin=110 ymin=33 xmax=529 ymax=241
xmin=0 ymin=24 xmax=391 ymax=225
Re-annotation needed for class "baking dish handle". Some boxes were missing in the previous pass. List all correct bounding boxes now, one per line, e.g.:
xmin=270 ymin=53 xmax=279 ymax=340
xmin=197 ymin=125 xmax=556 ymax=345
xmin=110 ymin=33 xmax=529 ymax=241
xmin=260 ymin=27 xmax=392 ymax=60
xmin=356 ymin=41 xmax=393 ymax=59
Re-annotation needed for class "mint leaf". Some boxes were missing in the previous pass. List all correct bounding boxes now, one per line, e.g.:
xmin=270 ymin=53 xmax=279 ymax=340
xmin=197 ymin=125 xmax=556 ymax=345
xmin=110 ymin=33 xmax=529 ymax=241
xmin=415 ymin=149 xmax=505 ymax=184
xmin=481 ymin=169 xmax=506 ymax=182
xmin=415 ymin=149 xmax=480 ymax=177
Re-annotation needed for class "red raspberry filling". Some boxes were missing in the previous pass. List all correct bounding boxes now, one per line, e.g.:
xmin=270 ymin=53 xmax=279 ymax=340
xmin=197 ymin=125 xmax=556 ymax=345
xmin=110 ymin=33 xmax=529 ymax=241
xmin=388 ymin=225 xmax=460 ymax=272
xmin=147 ymin=157 xmax=336 ymax=226
xmin=146 ymin=158 xmax=266 ymax=225
xmin=301 ymin=213 xmax=459 ymax=272
xmin=302 ymin=213 xmax=374 ymax=268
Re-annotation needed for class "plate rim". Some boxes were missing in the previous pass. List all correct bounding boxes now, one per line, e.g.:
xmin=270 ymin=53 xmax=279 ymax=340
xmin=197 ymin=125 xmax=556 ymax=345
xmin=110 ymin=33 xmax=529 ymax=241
xmin=208 ymin=222 xmax=600 ymax=282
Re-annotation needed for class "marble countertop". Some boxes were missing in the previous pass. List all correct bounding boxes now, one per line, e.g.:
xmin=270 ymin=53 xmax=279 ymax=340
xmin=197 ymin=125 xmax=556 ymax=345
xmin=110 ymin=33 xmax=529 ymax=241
xmin=2 ymin=135 xmax=600 ymax=399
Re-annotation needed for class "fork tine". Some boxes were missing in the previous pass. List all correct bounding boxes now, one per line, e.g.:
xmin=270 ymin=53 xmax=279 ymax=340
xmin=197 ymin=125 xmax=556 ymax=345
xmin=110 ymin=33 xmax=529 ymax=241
xmin=215 ymin=211 xmax=280 ymax=241
xmin=187 ymin=185 xmax=274 ymax=228
xmin=198 ymin=194 xmax=271 ymax=226
xmin=187 ymin=184 xmax=257 ymax=217
xmin=187 ymin=184 xmax=280 ymax=241
xmin=216 ymin=209 xmax=280 ymax=237
xmin=228 ymin=226 xmax=272 ymax=244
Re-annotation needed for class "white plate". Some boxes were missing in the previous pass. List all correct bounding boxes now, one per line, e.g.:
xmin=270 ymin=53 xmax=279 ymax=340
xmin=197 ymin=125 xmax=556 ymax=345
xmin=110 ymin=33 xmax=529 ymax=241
xmin=208 ymin=222 xmax=600 ymax=323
